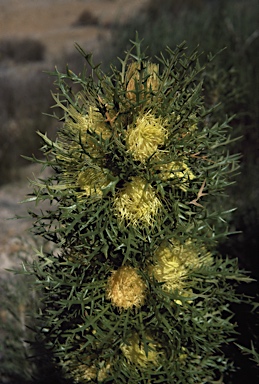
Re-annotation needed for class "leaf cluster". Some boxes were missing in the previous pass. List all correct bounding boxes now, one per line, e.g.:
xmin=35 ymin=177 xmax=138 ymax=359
xmin=22 ymin=38 xmax=252 ymax=383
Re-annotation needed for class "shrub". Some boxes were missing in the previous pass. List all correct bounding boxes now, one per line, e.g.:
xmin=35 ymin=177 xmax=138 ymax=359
xmin=19 ymin=39 xmax=256 ymax=383
xmin=0 ymin=38 xmax=45 ymax=63
xmin=72 ymin=9 xmax=99 ymax=27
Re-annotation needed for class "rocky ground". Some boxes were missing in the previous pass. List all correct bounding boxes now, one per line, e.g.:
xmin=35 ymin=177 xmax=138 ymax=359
xmin=0 ymin=164 xmax=52 ymax=274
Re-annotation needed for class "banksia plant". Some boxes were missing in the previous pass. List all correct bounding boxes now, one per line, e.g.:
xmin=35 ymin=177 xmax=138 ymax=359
xmin=22 ymin=38 xmax=254 ymax=383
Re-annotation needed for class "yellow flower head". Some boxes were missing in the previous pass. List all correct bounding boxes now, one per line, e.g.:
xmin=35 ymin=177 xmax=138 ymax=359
xmin=77 ymin=167 xmax=109 ymax=198
xmin=65 ymin=106 xmax=111 ymax=157
xmin=121 ymin=333 xmax=160 ymax=367
xmin=106 ymin=266 xmax=146 ymax=310
xmin=97 ymin=363 xmax=111 ymax=382
xmin=73 ymin=364 xmax=97 ymax=383
xmin=186 ymin=113 xmax=198 ymax=132
xmin=87 ymin=106 xmax=111 ymax=139
xmin=126 ymin=62 xmax=160 ymax=101
xmin=66 ymin=106 xmax=110 ymax=139
xmin=155 ymin=158 xmax=195 ymax=191
xmin=66 ymin=360 xmax=111 ymax=383
xmin=126 ymin=112 xmax=168 ymax=163
xmin=113 ymin=176 xmax=161 ymax=227
xmin=150 ymin=239 xmax=212 ymax=292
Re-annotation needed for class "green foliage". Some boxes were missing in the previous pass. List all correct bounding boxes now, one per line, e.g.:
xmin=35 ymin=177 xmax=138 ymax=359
xmin=22 ymin=38 xmax=254 ymax=383
xmin=236 ymin=340 xmax=259 ymax=366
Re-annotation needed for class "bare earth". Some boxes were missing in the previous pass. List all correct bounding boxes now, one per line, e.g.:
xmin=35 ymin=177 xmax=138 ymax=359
xmin=0 ymin=165 xmax=50 ymax=271
xmin=0 ymin=0 xmax=148 ymax=59
xmin=0 ymin=0 xmax=148 ymax=273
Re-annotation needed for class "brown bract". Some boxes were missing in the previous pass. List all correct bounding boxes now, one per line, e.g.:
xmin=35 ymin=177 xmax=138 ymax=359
xmin=126 ymin=62 xmax=160 ymax=102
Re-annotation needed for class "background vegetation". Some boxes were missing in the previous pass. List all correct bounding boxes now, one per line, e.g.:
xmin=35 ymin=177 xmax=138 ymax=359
xmin=0 ymin=0 xmax=258 ymax=383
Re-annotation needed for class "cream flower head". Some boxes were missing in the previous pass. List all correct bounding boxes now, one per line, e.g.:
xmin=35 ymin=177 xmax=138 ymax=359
xmin=66 ymin=360 xmax=111 ymax=383
xmin=121 ymin=333 xmax=161 ymax=367
xmin=154 ymin=158 xmax=195 ymax=191
xmin=113 ymin=176 xmax=161 ymax=227
xmin=126 ymin=112 xmax=168 ymax=163
xmin=150 ymin=239 xmax=212 ymax=292
xmin=77 ymin=167 xmax=109 ymax=198
xmin=64 ymin=106 xmax=111 ymax=159
xmin=66 ymin=106 xmax=110 ymax=139
xmin=106 ymin=266 xmax=146 ymax=310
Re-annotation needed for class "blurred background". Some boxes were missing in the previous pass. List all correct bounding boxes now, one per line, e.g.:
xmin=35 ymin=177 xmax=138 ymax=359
xmin=0 ymin=0 xmax=258 ymax=383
